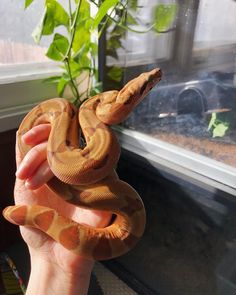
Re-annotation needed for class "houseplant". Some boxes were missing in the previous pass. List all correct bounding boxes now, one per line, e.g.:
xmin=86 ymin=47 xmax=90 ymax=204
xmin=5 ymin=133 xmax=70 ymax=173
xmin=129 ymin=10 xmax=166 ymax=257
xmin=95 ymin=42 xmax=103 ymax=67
xmin=24 ymin=0 xmax=177 ymax=106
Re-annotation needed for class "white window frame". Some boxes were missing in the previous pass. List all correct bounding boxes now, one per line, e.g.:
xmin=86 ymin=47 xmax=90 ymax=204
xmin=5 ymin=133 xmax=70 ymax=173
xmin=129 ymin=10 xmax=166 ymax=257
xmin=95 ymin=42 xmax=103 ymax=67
xmin=0 ymin=62 xmax=61 ymax=132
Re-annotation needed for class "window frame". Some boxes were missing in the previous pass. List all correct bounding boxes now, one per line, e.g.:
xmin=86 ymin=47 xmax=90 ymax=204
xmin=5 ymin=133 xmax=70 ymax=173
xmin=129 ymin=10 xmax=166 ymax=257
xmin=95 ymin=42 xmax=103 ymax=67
xmin=0 ymin=62 xmax=60 ymax=132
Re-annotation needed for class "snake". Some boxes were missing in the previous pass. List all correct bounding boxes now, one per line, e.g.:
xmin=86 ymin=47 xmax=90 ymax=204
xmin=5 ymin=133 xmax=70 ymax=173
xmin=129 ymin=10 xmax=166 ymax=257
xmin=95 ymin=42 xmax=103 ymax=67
xmin=3 ymin=68 xmax=162 ymax=260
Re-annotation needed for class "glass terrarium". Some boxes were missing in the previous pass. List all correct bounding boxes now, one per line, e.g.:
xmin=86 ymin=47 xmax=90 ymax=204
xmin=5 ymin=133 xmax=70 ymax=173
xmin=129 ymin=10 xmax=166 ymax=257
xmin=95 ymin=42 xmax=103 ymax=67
xmin=101 ymin=0 xmax=236 ymax=190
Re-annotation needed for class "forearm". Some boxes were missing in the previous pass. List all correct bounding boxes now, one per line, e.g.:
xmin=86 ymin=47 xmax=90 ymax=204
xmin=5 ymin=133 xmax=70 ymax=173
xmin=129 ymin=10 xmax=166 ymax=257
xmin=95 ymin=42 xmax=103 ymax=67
xmin=26 ymin=255 xmax=94 ymax=295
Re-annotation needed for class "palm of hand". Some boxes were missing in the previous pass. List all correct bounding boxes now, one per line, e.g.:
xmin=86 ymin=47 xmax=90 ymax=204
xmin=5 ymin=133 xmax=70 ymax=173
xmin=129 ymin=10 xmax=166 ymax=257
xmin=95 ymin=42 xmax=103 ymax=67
xmin=14 ymin=125 xmax=111 ymax=271
xmin=14 ymin=177 xmax=94 ymax=270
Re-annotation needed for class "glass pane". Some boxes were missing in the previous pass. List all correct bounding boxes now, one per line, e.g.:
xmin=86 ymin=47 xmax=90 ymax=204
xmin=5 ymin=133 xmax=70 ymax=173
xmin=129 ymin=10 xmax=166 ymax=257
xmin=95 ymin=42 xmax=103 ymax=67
xmin=194 ymin=0 xmax=236 ymax=48
xmin=108 ymin=0 xmax=236 ymax=169
xmin=106 ymin=0 xmax=175 ymax=67
xmin=0 ymin=1 xmax=48 ymax=65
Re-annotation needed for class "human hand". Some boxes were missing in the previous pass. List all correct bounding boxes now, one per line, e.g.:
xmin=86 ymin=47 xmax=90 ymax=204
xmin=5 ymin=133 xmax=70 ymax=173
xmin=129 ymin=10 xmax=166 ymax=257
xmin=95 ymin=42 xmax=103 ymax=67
xmin=12 ymin=124 xmax=112 ymax=295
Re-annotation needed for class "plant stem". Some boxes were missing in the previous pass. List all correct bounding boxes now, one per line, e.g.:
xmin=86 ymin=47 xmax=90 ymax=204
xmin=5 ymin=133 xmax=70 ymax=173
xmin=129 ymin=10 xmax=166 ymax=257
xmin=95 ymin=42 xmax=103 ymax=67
xmin=64 ymin=0 xmax=82 ymax=61
xmin=65 ymin=57 xmax=79 ymax=100
xmin=68 ymin=0 xmax=72 ymax=18
xmin=91 ymin=0 xmax=153 ymax=35
xmin=63 ymin=0 xmax=82 ymax=106
xmin=98 ymin=3 xmax=118 ymax=39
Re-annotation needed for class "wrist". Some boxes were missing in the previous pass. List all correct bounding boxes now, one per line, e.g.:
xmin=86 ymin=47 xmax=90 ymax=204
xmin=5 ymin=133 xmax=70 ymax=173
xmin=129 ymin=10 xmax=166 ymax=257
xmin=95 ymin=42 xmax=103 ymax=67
xmin=26 ymin=254 xmax=94 ymax=295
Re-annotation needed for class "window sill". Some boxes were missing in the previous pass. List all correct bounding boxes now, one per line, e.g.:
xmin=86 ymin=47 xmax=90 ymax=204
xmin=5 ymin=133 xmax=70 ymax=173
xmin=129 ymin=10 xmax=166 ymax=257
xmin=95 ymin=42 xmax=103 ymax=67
xmin=0 ymin=73 xmax=58 ymax=132
xmin=114 ymin=126 xmax=236 ymax=196
xmin=0 ymin=102 xmax=39 ymax=132
xmin=0 ymin=62 xmax=60 ymax=84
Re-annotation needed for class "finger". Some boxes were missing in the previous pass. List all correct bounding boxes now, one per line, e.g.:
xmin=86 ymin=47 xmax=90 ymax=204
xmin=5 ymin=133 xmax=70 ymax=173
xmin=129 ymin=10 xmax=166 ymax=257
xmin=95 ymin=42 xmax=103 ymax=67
xmin=70 ymin=206 xmax=112 ymax=228
xmin=22 ymin=124 xmax=51 ymax=146
xmin=81 ymin=209 xmax=112 ymax=228
xmin=25 ymin=160 xmax=54 ymax=190
xmin=90 ymin=210 xmax=112 ymax=228
xmin=15 ymin=141 xmax=47 ymax=180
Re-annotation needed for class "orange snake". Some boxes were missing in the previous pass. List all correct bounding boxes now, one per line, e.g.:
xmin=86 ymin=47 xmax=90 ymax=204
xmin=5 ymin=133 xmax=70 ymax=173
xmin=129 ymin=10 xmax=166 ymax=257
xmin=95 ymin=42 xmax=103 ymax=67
xmin=3 ymin=68 xmax=162 ymax=260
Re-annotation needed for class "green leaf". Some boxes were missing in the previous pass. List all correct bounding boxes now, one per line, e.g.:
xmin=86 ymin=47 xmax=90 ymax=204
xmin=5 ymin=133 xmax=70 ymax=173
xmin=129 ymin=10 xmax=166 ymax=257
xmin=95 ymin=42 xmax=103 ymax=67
xmin=25 ymin=0 xmax=34 ymax=9
xmin=79 ymin=0 xmax=90 ymax=19
xmin=110 ymin=25 xmax=126 ymax=37
xmin=107 ymin=66 xmax=123 ymax=83
xmin=70 ymin=56 xmax=93 ymax=79
xmin=90 ymin=82 xmax=103 ymax=96
xmin=128 ymin=0 xmax=139 ymax=11
xmin=32 ymin=8 xmax=47 ymax=43
xmin=90 ymin=42 xmax=98 ymax=56
xmin=67 ymin=58 xmax=92 ymax=80
xmin=32 ymin=0 xmax=69 ymax=43
xmin=106 ymin=48 xmax=118 ymax=59
xmin=77 ymin=54 xmax=91 ymax=68
xmin=69 ymin=60 xmax=82 ymax=78
xmin=45 ymin=0 xmax=69 ymax=28
xmin=107 ymin=36 xmax=122 ymax=50
xmin=213 ymin=123 xmax=229 ymax=138
xmin=73 ymin=43 xmax=89 ymax=62
xmin=57 ymin=76 xmax=70 ymax=97
xmin=126 ymin=12 xmax=138 ymax=26
xmin=153 ymin=4 xmax=177 ymax=32
xmin=73 ymin=17 xmax=91 ymax=53
xmin=208 ymin=113 xmax=217 ymax=130
xmin=93 ymin=0 xmax=120 ymax=29
xmin=46 ymin=33 xmax=69 ymax=61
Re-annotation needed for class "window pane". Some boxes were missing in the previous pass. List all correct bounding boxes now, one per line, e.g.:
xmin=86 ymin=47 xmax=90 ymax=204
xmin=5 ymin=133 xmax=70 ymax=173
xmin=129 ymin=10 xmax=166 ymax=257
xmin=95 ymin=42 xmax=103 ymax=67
xmin=194 ymin=0 xmax=236 ymax=48
xmin=0 ymin=1 xmax=48 ymax=65
xmin=106 ymin=0 xmax=175 ymax=66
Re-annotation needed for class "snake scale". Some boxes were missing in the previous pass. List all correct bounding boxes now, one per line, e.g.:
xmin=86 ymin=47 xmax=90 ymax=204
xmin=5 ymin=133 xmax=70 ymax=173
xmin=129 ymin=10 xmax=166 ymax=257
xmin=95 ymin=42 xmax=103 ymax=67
xmin=3 ymin=68 xmax=162 ymax=260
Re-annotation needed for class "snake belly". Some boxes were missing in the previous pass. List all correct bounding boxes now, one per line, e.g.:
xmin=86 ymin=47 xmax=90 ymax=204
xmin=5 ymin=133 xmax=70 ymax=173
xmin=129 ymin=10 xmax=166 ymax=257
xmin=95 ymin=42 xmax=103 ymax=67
xmin=3 ymin=68 xmax=162 ymax=260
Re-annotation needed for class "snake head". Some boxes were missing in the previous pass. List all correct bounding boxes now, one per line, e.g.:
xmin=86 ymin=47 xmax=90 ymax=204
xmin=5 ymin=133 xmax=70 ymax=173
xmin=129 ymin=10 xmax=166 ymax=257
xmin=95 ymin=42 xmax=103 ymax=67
xmin=139 ymin=68 xmax=162 ymax=97
xmin=96 ymin=68 xmax=162 ymax=125
xmin=118 ymin=67 xmax=162 ymax=108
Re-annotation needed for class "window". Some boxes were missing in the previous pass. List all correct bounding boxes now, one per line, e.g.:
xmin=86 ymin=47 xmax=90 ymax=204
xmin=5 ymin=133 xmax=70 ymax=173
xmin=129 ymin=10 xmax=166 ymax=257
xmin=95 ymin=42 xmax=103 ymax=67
xmin=0 ymin=1 xmax=60 ymax=132
xmin=0 ymin=1 xmax=60 ymax=80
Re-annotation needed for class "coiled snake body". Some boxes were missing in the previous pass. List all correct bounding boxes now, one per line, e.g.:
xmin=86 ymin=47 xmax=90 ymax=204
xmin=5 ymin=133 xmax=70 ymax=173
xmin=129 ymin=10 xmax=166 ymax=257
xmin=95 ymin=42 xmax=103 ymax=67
xmin=3 ymin=68 xmax=162 ymax=260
